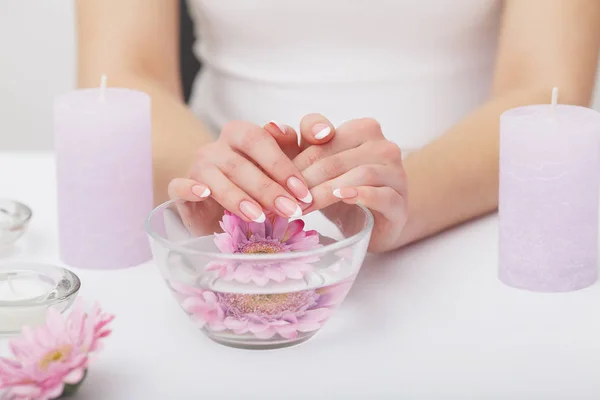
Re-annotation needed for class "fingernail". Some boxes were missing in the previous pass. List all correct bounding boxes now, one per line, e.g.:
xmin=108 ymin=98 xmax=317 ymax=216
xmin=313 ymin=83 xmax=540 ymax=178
xmin=268 ymin=120 xmax=287 ymax=135
xmin=275 ymin=197 xmax=303 ymax=219
xmin=333 ymin=187 xmax=358 ymax=199
xmin=191 ymin=185 xmax=211 ymax=198
xmin=240 ymin=201 xmax=266 ymax=223
xmin=287 ymin=176 xmax=312 ymax=203
xmin=313 ymin=124 xmax=331 ymax=140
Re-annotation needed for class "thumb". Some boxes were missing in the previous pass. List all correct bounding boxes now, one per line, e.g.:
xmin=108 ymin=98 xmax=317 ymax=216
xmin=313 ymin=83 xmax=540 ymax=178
xmin=299 ymin=113 xmax=336 ymax=150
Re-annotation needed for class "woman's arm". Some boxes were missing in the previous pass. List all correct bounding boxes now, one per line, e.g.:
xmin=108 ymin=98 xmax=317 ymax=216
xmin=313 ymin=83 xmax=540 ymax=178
xmin=398 ymin=0 xmax=600 ymax=246
xmin=76 ymin=0 xmax=214 ymax=205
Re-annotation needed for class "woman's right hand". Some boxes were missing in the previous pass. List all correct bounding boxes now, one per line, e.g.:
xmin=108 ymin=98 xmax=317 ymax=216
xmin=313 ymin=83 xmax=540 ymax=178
xmin=168 ymin=120 xmax=327 ymax=235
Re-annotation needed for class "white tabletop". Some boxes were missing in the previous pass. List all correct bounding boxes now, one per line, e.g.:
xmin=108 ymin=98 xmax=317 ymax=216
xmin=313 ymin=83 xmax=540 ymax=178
xmin=1 ymin=151 xmax=600 ymax=400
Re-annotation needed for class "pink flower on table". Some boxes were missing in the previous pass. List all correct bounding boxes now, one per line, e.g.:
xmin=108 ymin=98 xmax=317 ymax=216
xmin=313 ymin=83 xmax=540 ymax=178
xmin=207 ymin=211 xmax=321 ymax=286
xmin=0 ymin=300 xmax=114 ymax=400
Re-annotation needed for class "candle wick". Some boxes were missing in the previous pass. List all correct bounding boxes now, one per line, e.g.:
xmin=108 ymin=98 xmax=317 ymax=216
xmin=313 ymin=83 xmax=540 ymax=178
xmin=100 ymin=74 xmax=108 ymax=102
xmin=551 ymin=86 xmax=559 ymax=114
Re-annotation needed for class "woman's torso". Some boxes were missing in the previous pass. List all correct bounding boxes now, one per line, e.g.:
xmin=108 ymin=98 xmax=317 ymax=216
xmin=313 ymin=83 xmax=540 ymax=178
xmin=187 ymin=0 xmax=502 ymax=152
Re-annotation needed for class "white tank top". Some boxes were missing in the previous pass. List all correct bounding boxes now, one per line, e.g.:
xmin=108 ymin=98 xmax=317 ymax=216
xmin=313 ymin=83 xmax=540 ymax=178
xmin=187 ymin=0 xmax=502 ymax=152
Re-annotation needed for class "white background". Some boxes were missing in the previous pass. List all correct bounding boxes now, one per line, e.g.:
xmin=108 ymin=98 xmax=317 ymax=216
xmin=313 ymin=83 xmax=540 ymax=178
xmin=0 ymin=0 xmax=599 ymax=150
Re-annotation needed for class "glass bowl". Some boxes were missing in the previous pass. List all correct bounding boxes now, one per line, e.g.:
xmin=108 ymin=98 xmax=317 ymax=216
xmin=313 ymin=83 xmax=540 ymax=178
xmin=146 ymin=200 xmax=373 ymax=349
xmin=0 ymin=262 xmax=81 ymax=335
xmin=0 ymin=200 xmax=32 ymax=249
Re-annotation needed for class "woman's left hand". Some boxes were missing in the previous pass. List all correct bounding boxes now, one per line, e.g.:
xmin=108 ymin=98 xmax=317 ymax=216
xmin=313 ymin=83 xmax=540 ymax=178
xmin=291 ymin=115 xmax=408 ymax=253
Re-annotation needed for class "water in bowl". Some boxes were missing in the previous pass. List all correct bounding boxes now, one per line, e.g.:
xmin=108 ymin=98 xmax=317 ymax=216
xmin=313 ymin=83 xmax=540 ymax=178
xmin=164 ymin=235 xmax=360 ymax=349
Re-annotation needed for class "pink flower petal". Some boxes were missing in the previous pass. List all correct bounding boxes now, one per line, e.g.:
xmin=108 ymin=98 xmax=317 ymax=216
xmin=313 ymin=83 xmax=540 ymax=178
xmin=233 ymin=264 xmax=253 ymax=282
xmin=8 ymin=384 xmax=41 ymax=397
xmin=63 ymin=367 xmax=86 ymax=384
xmin=253 ymin=327 xmax=277 ymax=339
xmin=301 ymin=308 xmax=331 ymax=322
xmin=209 ymin=321 xmax=226 ymax=331
xmin=223 ymin=317 xmax=248 ymax=332
xmin=264 ymin=267 xmax=286 ymax=283
xmin=282 ymin=219 xmax=304 ymax=242
xmin=202 ymin=291 xmax=218 ymax=304
xmin=288 ymin=234 xmax=321 ymax=251
xmin=46 ymin=382 xmax=66 ymax=400
xmin=213 ymin=233 xmax=236 ymax=253
xmin=275 ymin=325 xmax=299 ymax=339
xmin=248 ymin=321 xmax=270 ymax=334
xmin=251 ymin=275 xmax=270 ymax=286
xmin=232 ymin=225 xmax=247 ymax=246
xmin=281 ymin=264 xmax=304 ymax=280
xmin=271 ymin=216 xmax=289 ymax=240
xmin=248 ymin=221 xmax=265 ymax=239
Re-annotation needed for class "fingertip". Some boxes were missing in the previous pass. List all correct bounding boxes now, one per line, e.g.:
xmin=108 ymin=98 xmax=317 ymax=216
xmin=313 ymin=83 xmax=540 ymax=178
xmin=313 ymin=124 xmax=333 ymax=141
xmin=191 ymin=185 xmax=211 ymax=199
xmin=168 ymin=178 xmax=211 ymax=202
xmin=300 ymin=113 xmax=336 ymax=145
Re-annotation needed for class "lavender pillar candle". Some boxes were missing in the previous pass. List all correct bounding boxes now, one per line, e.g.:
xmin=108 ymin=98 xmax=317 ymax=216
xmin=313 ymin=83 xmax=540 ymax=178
xmin=499 ymin=102 xmax=600 ymax=292
xmin=54 ymin=82 xmax=153 ymax=269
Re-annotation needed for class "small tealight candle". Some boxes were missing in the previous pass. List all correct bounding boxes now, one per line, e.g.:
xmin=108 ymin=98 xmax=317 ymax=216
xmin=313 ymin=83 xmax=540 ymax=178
xmin=0 ymin=263 xmax=80 ymax=334
xmin=0 ymin=275 xmax=50 ymax=333
xmin=498 ymin=88 xmax=600 ymax=292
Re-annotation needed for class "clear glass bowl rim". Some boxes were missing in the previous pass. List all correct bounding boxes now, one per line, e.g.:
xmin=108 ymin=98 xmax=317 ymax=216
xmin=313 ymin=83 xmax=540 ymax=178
xmin=145 ymin=199 xmax=374 ymax=261
xmin=0 ymin=262 xmax=81 ymax=307
xmin=0 ymin=199 xmax=32 ymax=230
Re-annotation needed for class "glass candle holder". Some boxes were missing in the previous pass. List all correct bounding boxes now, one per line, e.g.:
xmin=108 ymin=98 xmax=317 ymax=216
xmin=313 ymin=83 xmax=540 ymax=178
xmin=0 ymin=263 xmax=80 ymax=335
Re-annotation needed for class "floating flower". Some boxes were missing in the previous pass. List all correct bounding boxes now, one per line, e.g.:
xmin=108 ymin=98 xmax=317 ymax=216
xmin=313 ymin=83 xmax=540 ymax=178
xmin=173 ymin=278 xmax=354 ymax=340
xmin=207 ymin=211 xmax=321 ymax=285
xmin=0 ymin=300 xmax=114 ymax=400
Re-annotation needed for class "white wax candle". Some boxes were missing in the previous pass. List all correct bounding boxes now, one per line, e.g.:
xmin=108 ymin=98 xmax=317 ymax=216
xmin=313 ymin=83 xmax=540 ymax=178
xmin=0 ymin=277 xmax=47 ymax=301
xmin=0 ymin=277 xmax=50 ymax=333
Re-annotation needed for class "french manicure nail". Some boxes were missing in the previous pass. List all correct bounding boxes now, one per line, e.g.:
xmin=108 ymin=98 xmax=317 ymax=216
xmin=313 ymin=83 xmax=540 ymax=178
xmin=240 ymin=201 xmax=266 ymax=223
xmin=333 ymin=187 xmax=358 ymax=199
xmin=313 ymin=124 xmax=331 ymax=140
xmin=191 ymin=185 xmax=211 ymax=198
xmin=287 ymin=176 xmax=312 ymax=203
xmin=269 ymin=120 xmax=287 ymax=135
xmin=275 ymin=197 xmax=303 ymax=219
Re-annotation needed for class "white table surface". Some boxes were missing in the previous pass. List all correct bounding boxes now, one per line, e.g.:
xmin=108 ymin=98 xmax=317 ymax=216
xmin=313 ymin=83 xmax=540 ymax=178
xmin=1 ymin=151 xmax=600 ymax=400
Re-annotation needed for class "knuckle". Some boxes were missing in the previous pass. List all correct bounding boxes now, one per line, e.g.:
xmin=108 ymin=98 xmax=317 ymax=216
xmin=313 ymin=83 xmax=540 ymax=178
xmin=220 ymin=120 xmax=245 ymax=139
xmin=379 ymin=141 xmax=403 ymax=163
xmin=320 ymin=155 xmax=344 ymax=178
xmin=222 ymin=121 xmax=266 ymax=152
xmin=358 ymin=165 xmax=378 ymax=183
xmin=218 ymin=155 xmax=239 ymax=176
xmin=355 ymin=118 xmax=382 ymax=137
xmin=240 ymin=131 xmax=267 ymax=153
xmin=269 ymin=154 xmax=288 ymax=174
xmin=306 ymin=149 xmax=324 ymax=166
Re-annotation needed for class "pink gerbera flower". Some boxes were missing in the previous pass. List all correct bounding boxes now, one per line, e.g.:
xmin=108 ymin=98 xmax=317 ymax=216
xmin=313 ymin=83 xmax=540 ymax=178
xmin=173 ymin=278 xmax=354 ymax=340
xmin=207 ymin=211 xmax=321 ymax=285
xmin=0 ymin=300 xmax=114 ymax=400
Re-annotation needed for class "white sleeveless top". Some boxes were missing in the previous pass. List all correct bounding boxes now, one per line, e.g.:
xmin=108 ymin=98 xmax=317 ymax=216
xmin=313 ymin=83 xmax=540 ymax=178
xmin=186 ymin=0 xmax=502 ymax=152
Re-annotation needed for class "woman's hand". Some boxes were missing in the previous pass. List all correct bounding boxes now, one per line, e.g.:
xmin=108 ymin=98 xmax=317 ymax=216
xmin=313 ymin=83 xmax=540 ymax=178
xmin=168 ymin=121 xmax=316 ymax=235
xmin=292 ymin=115 xmax=408 ymax=253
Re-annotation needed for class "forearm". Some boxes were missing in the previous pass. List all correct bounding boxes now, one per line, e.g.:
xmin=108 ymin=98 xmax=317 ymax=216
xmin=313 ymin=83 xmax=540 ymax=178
xmin=397 ymin=87 xmax=591 ymax=246
xmin=78 ymin=72 xmax=214 ymax=205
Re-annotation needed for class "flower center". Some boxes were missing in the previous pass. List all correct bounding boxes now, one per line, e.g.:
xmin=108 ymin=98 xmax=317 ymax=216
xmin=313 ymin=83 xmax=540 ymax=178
xmin=39 ymin=345 xmax=73 ymax=371
xmin=239 ymin=241 xmax=283 ymax=254
xmin=218 ymin=290 xmax=317 ymax=317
